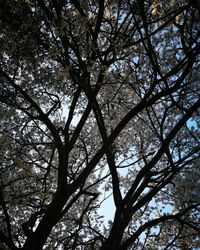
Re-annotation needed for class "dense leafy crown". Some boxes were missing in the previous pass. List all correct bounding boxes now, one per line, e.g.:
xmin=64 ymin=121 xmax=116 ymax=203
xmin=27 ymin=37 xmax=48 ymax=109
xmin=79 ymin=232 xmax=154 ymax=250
xmin=0 ymin=0 xmax=200 ymax=249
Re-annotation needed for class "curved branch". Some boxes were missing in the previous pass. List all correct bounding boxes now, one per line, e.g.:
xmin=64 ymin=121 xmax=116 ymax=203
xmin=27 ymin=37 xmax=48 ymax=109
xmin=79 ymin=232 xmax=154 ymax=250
xmin=120 ymin=204 xmax=200 ymax=250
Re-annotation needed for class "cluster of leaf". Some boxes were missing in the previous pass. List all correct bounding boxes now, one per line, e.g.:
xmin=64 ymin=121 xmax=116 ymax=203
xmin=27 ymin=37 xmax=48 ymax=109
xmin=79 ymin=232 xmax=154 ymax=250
xmin=0 ymin=0 xmax=200 ymax=249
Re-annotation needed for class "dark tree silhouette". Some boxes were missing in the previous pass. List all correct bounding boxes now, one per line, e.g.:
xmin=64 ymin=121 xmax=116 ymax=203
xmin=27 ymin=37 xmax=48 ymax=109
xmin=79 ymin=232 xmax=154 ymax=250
xmin=0 ymin=0 xmax=200 ymax=249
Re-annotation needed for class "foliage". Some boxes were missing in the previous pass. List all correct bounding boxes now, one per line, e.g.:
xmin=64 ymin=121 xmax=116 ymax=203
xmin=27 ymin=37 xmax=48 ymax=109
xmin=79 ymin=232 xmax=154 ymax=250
xmin=0 ymin=0 xmax=200 ymax=249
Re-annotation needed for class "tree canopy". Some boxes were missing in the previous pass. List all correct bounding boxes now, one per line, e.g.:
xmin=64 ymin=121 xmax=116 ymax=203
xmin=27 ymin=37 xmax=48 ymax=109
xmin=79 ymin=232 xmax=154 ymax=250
xmin=0 ymin=0 xmax=200 ymax=249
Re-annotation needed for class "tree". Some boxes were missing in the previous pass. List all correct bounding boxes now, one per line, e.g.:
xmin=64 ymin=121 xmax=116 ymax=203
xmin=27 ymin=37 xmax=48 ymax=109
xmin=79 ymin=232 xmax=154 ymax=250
xmin=0 ymin=0 xmax=200 ymax=249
